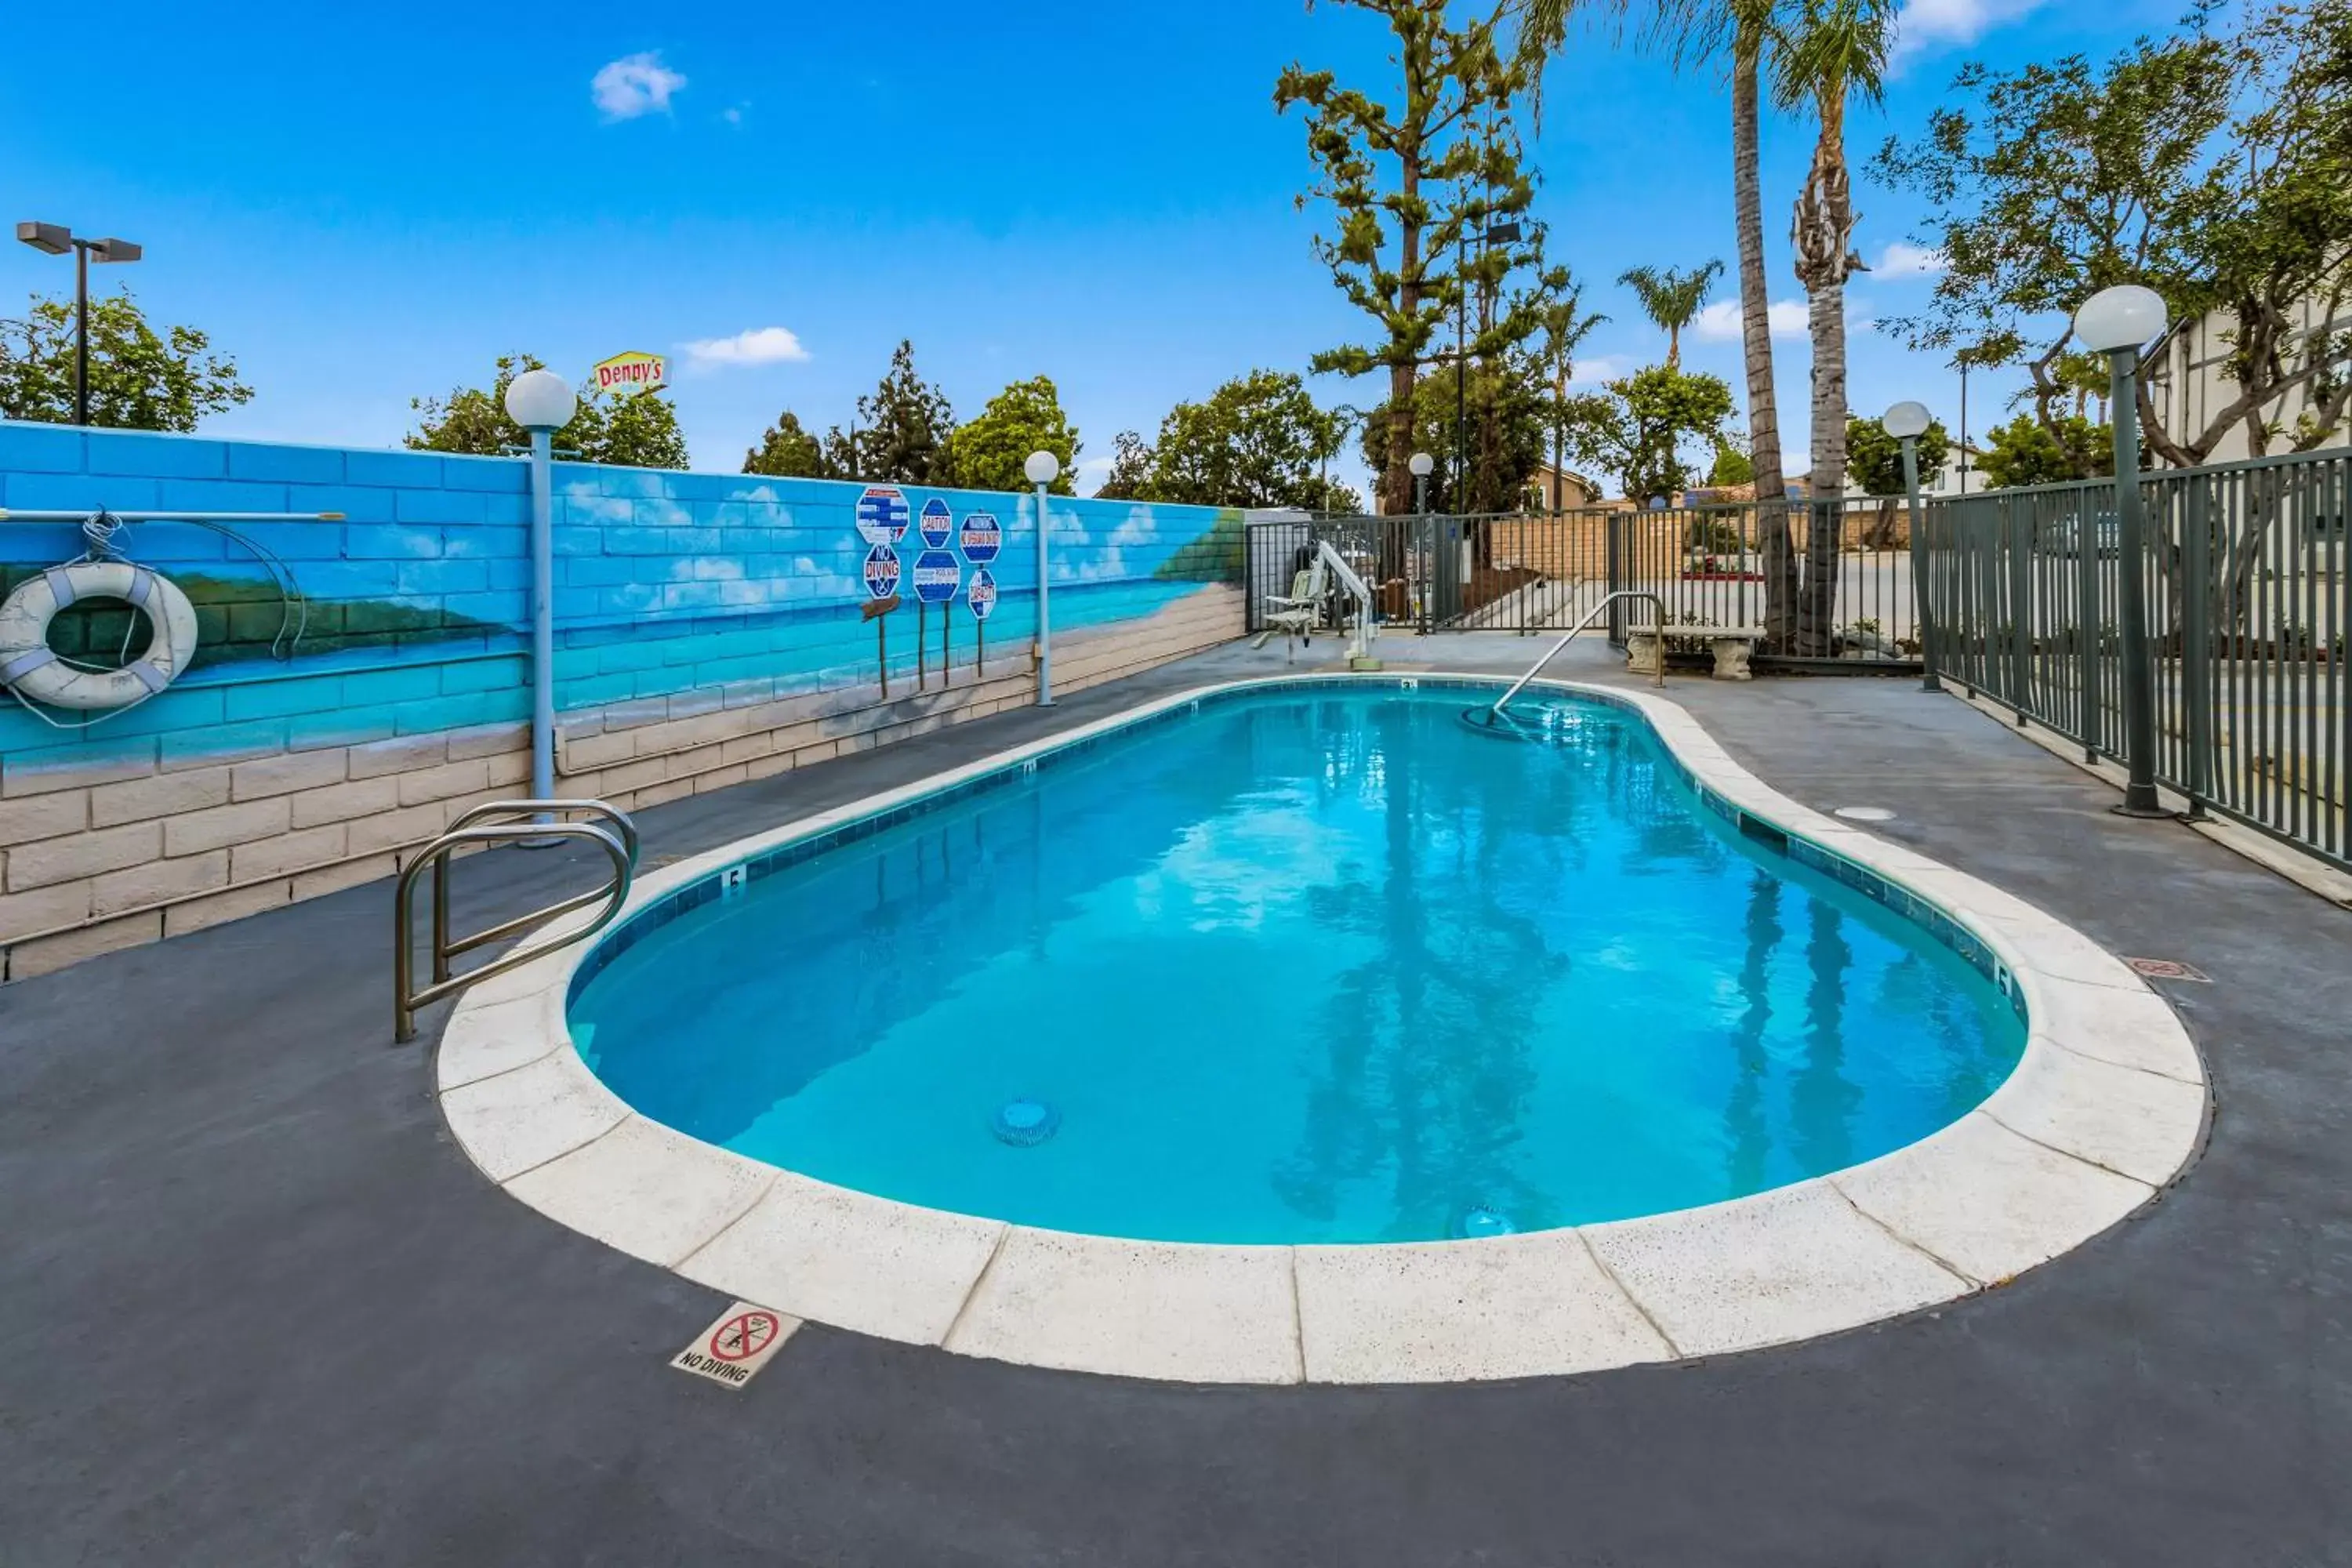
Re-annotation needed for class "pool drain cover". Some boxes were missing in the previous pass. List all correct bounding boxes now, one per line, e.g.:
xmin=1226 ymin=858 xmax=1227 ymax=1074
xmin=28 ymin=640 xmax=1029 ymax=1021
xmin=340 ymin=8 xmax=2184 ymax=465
xmin=1452 ymin=1206 xmax=1518 ymax=1240
xmin=992 ymin=1098 xmax=1062 ymax=1147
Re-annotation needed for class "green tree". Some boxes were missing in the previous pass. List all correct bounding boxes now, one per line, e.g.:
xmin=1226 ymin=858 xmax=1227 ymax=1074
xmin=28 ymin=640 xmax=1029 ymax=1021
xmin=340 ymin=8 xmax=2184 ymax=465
xmin=1874 ymin=0 xmax=2351 ymax=466
xmin=946 ymin=376 xmax=1080 ymax=494
xmin=826 ymin=340 xmax=955 ymax=483
xmin=1092 ymin=429 xmax=1157 ymax=501
xmin=742 ymin=410 xmax=828 ymax=477
xmin=1522 ymin=0 xmax=1798 ymax=636
xmin=0 ymin=289 xmax=252 ymax=430
xmin=1776 ymin=0 xmax=1895 ymax=652
xmin=1617 ymin=260 xmax=1722 ymax=366
xmin=1976 ymin=412 xmax=2113 ymax=489
xmin=407 ymin=353 xmax=689 ymax=468
xmin=1708 ymin=441 xmax=1755 ymax=486
xmin=1362 ymin=356 xmax=1544 ymax=514
xmin=1559 ymin=363 xmax=1736 ymax=503
xmin=1144 ymin=370 xmax=1356 ymax=510
xmin=1276 ymin=0 xmax=1530 ymax=515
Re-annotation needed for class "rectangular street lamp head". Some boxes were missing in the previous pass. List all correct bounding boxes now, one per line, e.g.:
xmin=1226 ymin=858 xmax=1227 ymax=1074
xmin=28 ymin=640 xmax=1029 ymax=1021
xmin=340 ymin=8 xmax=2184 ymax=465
xmin=91 ymin=238 xmax=142 ymax=263
xmin=15 ymin=220 xmax=71 ymax=255
xmin=1486 ymin=222 xmax=1523 ymax=244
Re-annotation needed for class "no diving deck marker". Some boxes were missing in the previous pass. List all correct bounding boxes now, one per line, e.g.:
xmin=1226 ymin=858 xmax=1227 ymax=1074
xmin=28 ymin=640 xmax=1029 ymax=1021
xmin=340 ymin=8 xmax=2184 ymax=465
xmin=672 ymin=1301 xmax=795 ymax=1389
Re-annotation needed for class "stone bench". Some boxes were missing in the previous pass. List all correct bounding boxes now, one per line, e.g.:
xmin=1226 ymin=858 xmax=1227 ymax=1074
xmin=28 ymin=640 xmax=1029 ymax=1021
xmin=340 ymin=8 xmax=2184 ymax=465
xmin=1627 ymin=622 xmax=1766 ymax=681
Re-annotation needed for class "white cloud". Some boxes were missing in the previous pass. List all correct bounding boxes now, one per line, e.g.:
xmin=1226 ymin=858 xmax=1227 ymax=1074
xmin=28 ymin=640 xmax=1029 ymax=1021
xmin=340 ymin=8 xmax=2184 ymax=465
xmin=1875 ymin=240 xmax=1947 ymax=278
xmin=1567 ymin=354 xmax=1633 ymax=387
xmin=1695 ymin=299 xmax=1807 ymax=342
xmin=1892 ymin=0 xmax=2046 ymax=62
xmin=721 ymin=106 xmax=744 ymax=126
xmin=592 ymin=53 xmax=687 ymax=121
xmin=680 ymin=326 xmax=811 ymax=368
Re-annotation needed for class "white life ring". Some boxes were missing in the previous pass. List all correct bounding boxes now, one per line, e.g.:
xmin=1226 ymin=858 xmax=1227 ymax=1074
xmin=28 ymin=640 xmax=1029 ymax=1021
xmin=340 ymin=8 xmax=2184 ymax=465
xmin=0 ymin=562 xmax=201 ymax=711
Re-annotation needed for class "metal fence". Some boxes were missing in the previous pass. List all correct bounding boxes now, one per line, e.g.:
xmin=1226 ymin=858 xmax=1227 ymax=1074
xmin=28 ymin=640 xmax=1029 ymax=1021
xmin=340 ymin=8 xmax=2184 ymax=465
xmin=1243 ymin=496 xmax=1921 ymax=663
xmin=1922 ymin=446 xmax=2350 ymax=870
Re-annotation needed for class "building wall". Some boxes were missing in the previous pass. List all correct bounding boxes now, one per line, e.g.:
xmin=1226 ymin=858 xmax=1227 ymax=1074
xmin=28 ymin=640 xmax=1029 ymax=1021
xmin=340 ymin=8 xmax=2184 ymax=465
xmin=0 ymin=421 xmax=1246 ymax=979
xmin=2146 ymin=296 xmax=2352 ymax=464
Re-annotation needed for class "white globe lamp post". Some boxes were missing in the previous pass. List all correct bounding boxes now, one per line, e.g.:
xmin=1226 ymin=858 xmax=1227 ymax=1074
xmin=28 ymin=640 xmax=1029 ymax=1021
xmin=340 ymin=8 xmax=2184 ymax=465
xmin=1025 ymin=450 xmax=1061 ymax=706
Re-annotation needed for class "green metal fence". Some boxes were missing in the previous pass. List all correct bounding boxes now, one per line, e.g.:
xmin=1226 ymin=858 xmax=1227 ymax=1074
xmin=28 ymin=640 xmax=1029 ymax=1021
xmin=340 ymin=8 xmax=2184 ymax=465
xmin=1922 ymin=447 xmax=2350 ymax=870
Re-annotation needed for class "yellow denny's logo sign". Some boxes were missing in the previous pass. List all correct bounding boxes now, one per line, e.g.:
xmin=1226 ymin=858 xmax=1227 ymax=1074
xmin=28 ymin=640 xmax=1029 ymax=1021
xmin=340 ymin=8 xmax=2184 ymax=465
xmin=593 ymin=351 xmax=668 ymax=395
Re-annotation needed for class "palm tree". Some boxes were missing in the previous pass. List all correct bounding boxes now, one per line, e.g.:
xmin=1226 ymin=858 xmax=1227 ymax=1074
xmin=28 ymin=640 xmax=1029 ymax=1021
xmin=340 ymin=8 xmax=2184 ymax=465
xmin=1517 ymin=0 xmax=1798 ymax=641
xmin=1533 ymin=279 xmax=1606 ymax=509
xmin=1775 ymin=0 xmax=1893 ymax=652
xmin=1616 ymin=260 xmax=1722 ymax=366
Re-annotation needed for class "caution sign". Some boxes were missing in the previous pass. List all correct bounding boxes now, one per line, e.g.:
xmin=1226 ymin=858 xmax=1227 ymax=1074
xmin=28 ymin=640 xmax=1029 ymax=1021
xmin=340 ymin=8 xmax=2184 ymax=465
xmin=671 ymin=1301 xmax=794 ymax=1389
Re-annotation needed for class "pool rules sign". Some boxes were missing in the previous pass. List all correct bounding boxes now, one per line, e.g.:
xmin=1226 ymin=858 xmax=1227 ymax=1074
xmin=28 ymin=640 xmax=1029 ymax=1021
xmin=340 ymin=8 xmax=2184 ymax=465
xmin=671 ymin=1301 xmax=795 ymax=1389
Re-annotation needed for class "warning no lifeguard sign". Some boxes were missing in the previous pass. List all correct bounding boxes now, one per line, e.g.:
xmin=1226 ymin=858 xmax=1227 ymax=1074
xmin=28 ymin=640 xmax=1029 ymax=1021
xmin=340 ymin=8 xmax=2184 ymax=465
xmin=671 ymin=1301 xmax=796 ymax=1389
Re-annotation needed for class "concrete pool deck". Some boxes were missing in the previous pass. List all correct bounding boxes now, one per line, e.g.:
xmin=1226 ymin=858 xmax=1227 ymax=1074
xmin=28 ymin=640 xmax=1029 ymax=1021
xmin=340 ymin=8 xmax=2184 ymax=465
xmin=5 ymin=633 xmax=2349 ymax=1563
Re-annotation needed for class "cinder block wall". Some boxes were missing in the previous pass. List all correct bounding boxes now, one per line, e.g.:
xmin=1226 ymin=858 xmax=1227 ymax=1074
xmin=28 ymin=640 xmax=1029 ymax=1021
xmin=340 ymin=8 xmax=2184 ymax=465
xmin=0 ymin=422 xmax=1245 ymax=980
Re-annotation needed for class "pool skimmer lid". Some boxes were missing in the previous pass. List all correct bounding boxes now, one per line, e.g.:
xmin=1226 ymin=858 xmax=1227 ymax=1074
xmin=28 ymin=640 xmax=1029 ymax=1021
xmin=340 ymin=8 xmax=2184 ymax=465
xmin=992 ymin=1098 xmax=1062 ymax=1147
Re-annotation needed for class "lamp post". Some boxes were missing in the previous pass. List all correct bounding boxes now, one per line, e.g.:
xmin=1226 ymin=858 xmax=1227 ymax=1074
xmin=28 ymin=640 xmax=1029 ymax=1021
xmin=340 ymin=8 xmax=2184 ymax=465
xmin=1409 ymin=450 xmax=1434 ymax=515
xmin=1883 ymin=399 xmax=1939 ymax=692
xmin=1025 ymin=449 xmax=1060 ymax=706
xmin=2073 ymin=283 xmax=2170 ymax=818
xmin=504 ymin=368 xmax=577 ymax=826
xmin=15 ymin=222 xmax=143 ymax=426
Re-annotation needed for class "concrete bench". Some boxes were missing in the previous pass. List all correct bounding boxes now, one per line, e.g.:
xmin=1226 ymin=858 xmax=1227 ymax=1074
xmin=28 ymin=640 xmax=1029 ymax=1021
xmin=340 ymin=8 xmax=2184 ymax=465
xmin=1627 ymin=622 xmax=1766 ymax=681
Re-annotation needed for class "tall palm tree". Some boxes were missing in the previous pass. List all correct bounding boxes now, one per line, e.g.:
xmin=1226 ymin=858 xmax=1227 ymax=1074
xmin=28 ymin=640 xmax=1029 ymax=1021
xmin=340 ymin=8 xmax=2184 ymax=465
xmin=1775 ymin=0 xmax=1893 ymax=652
xmin=1518 ymin=0 xmax=1798 ymax=641
xmin=1615 ymin=260 xmax=1722 ymax=366
xmin=1534 ymin=279 xmax=1606 ymax=509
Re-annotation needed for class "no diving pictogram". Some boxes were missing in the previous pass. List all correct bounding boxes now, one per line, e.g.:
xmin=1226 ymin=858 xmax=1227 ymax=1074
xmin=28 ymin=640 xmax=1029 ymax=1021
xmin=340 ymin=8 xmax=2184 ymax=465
xmin=710 ymin=1309 xmax=782 ymax=1361
xmin=671 ymin=1299 xmax=795 ymax=1388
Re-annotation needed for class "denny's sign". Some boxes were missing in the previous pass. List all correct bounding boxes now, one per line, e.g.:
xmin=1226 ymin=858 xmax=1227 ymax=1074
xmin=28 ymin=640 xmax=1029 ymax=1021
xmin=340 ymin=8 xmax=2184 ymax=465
xmin=593 ymin=351 xmax=668 ymax=395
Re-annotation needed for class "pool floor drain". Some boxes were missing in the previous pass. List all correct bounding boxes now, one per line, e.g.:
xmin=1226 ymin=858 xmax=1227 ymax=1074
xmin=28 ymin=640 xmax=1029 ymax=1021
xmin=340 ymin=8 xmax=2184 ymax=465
xmin=992 ymin=1098 xmax=1062 ymax=1146
xmin=1452 ymin=1206 xmax=1518 ymax=1240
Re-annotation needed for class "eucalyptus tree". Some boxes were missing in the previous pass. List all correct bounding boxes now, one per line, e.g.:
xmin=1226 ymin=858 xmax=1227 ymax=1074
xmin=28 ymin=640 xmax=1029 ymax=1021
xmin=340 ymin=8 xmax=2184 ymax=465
xmin=1616 ymin=260 xmax=1721 ymax=366
xmin=1773 ymin=0 xmax=1893 ymax=652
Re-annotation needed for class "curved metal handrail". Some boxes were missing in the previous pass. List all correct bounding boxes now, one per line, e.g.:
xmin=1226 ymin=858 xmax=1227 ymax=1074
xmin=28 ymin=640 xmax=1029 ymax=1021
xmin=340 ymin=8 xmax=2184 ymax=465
xmin=394 ymin=805 xmax=637 ymax=1042
xmin=433 ymin=800 xmax=641 ymax=981
xmin=1490 ymin=590 xmax=1668 ymax=715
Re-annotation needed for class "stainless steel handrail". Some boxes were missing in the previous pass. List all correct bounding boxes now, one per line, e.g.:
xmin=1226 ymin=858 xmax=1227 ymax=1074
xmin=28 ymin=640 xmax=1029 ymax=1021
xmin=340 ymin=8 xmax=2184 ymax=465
xmin=1490 ymin=590 xmax=1668 ymax=714
xmin=434 ymin=800 xmax=641 ymax=983
xmin=394 ymin=800 xmax=639 ymax=1042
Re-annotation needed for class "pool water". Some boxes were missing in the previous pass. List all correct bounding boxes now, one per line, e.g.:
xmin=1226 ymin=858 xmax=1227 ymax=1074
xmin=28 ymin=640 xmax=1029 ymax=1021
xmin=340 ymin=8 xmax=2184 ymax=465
xmin=569 ymin=688 xmax=2025 ymax=1244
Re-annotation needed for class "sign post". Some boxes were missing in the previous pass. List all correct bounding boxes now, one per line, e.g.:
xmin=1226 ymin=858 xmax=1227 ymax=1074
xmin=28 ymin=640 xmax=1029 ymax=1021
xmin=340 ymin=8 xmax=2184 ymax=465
xmin=913 ymin=546 xmax=960 ymax=684
xmin=862 ymin=544 xmax=902 ymax=695
xmin=960 ymin=513 xmax=1002 ymax=680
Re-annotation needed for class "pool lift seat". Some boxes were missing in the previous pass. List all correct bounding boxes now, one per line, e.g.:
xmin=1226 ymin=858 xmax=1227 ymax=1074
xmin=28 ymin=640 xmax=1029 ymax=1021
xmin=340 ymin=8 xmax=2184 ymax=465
xmin=1253 ymin=556 xmax=1329 ymax=659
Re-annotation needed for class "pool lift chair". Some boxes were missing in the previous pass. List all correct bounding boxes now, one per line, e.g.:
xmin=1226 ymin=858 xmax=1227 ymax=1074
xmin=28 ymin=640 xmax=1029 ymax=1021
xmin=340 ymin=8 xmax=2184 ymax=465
xmin=1252 ymin=540 xmax=1381 ymax=670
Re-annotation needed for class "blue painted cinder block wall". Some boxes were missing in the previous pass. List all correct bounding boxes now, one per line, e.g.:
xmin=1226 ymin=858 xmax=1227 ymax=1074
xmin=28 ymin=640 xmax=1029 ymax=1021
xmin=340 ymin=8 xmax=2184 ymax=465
xmin=0 ymin=421 xmax=1243 ymax=782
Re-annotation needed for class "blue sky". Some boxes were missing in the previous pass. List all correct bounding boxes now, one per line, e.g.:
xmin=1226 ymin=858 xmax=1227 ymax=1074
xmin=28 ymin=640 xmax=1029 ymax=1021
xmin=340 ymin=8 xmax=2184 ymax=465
xmin=2 ymin=0 xmax=2180 ymax=496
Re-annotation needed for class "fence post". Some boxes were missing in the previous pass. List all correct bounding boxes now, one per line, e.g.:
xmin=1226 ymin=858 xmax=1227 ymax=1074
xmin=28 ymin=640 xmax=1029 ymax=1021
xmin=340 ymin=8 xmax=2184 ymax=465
xmin=2006 ymin=492 xmax=2032 ymax=726
xmin=2075 ymin=491 xmax=2101 ymax=762
xmin=2182 ymin=473 xmax=2213 ymax=819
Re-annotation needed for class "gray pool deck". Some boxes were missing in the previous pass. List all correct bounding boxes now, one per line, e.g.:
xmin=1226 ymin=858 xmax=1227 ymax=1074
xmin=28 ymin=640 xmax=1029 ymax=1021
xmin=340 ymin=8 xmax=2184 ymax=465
xmin=5 ymin=633 xmax=2349 ymax=1566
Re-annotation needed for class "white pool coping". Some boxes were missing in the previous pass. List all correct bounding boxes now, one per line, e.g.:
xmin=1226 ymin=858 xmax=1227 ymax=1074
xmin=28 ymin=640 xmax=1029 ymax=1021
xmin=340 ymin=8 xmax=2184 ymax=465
xmin=434 ymin=673 xmax=2209 ymax=1385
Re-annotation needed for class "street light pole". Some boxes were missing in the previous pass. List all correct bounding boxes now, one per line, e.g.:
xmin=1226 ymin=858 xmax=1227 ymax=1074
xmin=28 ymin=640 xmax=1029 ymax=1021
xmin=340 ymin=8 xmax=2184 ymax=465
xmin=1025 ymin=450 xmax=1061 ymax=706
xmin=2074 ymin=284 xmax=2171 ymax=818
xmin=503 ymin=369 xmax=579 ymax=831
xmin=15 ymin=223 xmax=142 ymax=426
xmin=1883 ymin=400 xmax=1938 ymax=692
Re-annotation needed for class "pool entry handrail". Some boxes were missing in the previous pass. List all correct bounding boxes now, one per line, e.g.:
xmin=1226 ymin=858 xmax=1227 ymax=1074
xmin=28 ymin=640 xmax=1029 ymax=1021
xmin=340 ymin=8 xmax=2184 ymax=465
xmin=394 ymin=799 xmax=639 ymax=1042
xmin=1490 ymin=590 xmax=1668 ymax=714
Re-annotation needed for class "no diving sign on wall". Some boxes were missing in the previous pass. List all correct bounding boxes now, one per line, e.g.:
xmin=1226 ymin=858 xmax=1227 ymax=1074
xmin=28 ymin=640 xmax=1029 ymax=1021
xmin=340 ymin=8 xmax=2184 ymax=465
xmin=671 ymin=1301 xmax=797 ymax=1389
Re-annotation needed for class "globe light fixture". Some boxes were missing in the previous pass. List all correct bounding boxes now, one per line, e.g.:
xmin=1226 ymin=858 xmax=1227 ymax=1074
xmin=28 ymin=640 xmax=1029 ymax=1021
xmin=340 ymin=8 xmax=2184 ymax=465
xmin=2072 ymin=285 xmax=2167 ymax=354
xmin=503 ymin=368 xmax=577 ymax=431
xmin=1023 ymin=450 xmax=1061 ymax=485
xmin=1407 ymin=451 xmax=1435 ymax=477
xmin=1882 ymin=400 xmax=1933 ymax=441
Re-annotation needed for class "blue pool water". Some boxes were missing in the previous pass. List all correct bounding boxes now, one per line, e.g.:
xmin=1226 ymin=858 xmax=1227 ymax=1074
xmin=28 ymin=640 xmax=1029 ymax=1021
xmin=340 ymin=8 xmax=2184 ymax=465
xmin=569 ymin=687 xmax=2025 ymax=1244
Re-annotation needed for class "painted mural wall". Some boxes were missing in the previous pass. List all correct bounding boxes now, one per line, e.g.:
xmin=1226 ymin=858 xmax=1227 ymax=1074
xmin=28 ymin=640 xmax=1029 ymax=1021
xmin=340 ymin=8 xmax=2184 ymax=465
xmin=0 ymin=419 xmax=1246 ymax=978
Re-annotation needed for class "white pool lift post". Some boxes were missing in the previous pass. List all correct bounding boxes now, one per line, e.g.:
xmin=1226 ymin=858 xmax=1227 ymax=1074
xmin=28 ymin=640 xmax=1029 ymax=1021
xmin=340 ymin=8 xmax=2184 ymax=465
xmin=1312 ymin=539 xmax=1381 ymax=670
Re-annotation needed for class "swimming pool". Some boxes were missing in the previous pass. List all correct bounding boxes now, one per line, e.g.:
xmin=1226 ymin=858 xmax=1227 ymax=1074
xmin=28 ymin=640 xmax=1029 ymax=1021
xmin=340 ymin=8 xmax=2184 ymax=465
xmin=567 ymin=683 xmax=2027 ymax=1245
